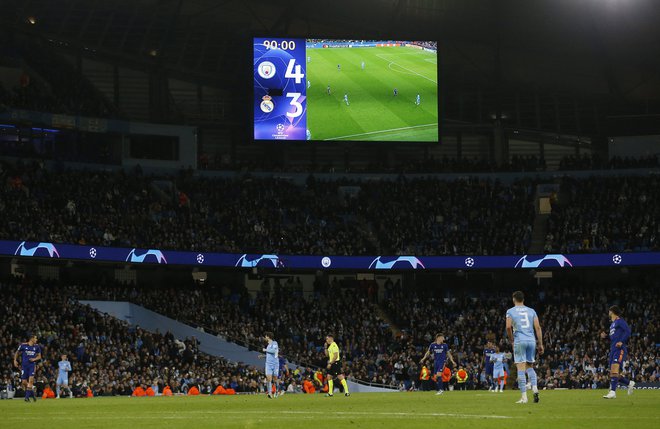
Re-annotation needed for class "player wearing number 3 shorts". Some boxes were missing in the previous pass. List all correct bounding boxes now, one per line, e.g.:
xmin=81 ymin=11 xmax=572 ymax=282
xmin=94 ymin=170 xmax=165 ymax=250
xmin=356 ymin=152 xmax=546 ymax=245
xmin=506 ymin=291 xmax=544 ymax=404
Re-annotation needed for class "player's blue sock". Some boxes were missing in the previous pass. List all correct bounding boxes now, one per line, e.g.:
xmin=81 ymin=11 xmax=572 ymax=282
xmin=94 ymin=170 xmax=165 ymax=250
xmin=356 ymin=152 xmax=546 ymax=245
xmin=525 ymin=368 xmax=538 ymax=389
xmin=517 ymin=373 xmax=527 ymax=393
xmin=618 ymin=376 xmax=629 ymax=387
xmin=610 ymin=377 xmax=619 ymax=391
xmin=25 ymin=390 xmax=30 ymax=400
xmin=499 ymin=379 xmax=505 ymax=390
xmin=56 ymin=386 xmax=61 ymax=397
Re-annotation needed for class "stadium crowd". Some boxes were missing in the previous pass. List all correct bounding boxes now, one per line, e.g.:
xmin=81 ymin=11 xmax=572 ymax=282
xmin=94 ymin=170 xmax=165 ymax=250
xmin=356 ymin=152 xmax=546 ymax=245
xmin=545 ymin=176 xmax=660 ymax=253
xmin=69 ymin=275 xmax=658 ymax=392
xmin=0 ymin=279 xmax=271 ymax=397
xmin=0 ymin=161 xmax=535 ymax=256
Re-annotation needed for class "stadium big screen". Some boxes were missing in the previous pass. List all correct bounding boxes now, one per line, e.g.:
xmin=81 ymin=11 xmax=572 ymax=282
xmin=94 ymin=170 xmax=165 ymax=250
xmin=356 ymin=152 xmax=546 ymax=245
xmin=253 ymin=38 xmax=438 ymax=142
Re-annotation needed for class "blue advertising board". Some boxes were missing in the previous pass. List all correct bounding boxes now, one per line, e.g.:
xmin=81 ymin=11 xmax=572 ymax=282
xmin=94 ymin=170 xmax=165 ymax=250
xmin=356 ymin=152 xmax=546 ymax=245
xmin=2 ymin=240 xmax=659 ymax=271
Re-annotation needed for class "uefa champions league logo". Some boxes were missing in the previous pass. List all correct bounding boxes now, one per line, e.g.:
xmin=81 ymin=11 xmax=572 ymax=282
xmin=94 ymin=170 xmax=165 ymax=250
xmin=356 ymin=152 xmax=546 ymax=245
xmin=276 ymin=124 xmax=285 ymax=135
xmin=612 ymin=254 xmax=622 ymax=264
xmin=257 ymin=61 xmax=276 ymax=79
xmin=368 ymin=256 xmax=425 ymax=270
xmin=14 ymin=241 xmax=60 ymax=258
xmin=514 ymin=254 xmax=573 ymax=268
xmin=89 ymin=248 xmax=97 ymax=258
xmin=235 ymin=254 xmax=283 ymax=268
xmin=196 ymin=254 xmax=205 ymax=264
xmin=464 ymin=257 xmax=475 ymax=268
xmin=126 ymin=249 xmax=168 ymax=264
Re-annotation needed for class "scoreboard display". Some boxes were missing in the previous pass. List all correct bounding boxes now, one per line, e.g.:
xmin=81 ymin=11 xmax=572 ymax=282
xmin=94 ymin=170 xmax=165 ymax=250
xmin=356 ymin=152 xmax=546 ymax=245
xmin=253 ymin=38 xmax=439 ymax=142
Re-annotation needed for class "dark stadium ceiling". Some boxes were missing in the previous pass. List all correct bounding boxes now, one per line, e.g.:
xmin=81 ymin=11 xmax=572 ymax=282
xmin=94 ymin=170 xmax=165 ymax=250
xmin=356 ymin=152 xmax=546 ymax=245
xmin=3 ymin=0 xmax=660 ymax=134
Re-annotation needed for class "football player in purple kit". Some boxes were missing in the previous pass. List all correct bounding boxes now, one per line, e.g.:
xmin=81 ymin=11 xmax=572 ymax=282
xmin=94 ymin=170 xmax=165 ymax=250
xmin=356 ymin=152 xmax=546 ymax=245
xmin=483 ymin=341 xmax=496 ymax=391
xmin=601 ymin=305 xmax=635 ymax=399
xmin=420 ymin=333 xmax=456 ymax=395
xmin=13 ymin=334 xmax=42 ymax=402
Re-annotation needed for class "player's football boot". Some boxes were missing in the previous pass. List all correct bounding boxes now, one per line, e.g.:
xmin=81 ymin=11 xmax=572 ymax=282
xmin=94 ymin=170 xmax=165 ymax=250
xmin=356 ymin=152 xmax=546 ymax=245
xmin=345 ymin=392 xmax=350 ymax=397
xmin=516 ymin=398 xmax=528 ymax=404
xmin=533 ymin=393 xmax=540 ymax=403
xmin=267 ymin=393 xmax=273 ymax=399
xmin=24 ymin=396 xmax=30 ymax=402
xmin=627 ymin=381 xmax=635 ymax=395
xmin=325 ymin=393 xmax=333 ymax=397
xmin=435 ymin=390 xmax=444 ymax=395
xmin=30 ymin=395 xmax=37 ymax=402
xmin=603 ymin=390 xmax=616 ymax=399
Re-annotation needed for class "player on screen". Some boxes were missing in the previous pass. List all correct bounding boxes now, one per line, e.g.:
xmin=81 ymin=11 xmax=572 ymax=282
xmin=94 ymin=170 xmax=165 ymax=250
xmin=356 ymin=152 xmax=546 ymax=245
xmin=487 ymin=346 xmax=508 ymax=393
xmin=393 ymin=88 xmax=398 ymax=97
xmin=307 ymin=56 xmax=311 ymax=63
xmin=483 ymin=341 xmax=496 ymax=391
xmin=506 ymin=291 xmax=543 ymax=404
xmin=56 ymin=354 xmax=72 ymax=398
xmin=601 ymin=305 xmax=635 ymax=399
xmin=259 ymin=331 xmax=280 ymax=398
xmin=13 ymin=334 xmax=42 ymax=402
xmin=344 ymin=93 xmax=349 ymax=106
xmin=337 ymin=64 xmax=341 ymax=71
xmin=325 ymin=334 xmax=350 ymax=397
xmin=307 ymin=80 xmax=311 ymax=89
xmin=420 ymin=333 xmax=456 ymax=395
xmin=361 ymin=61 xmax=365 ymax=70
xmin=327 ymin=85 xmax=331 ymax=95
xmin=306 ymin=129 xmax=312 ymax=140
xmin=415 ymin=94 xmax=421 ymax=105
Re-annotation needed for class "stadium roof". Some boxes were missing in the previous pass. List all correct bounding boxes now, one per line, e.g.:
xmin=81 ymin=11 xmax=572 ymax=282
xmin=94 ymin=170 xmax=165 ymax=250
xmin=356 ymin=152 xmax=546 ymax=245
xmin=3 ymin=0 xmax=660 ymax=134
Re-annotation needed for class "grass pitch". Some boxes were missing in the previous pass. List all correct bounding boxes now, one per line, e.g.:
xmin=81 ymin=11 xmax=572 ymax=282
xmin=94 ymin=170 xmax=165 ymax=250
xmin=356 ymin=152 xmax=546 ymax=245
xmin=2 ymin=390 xmax=658 ymax=429
xmin=306 ymin=46 xmax=438 ymax=141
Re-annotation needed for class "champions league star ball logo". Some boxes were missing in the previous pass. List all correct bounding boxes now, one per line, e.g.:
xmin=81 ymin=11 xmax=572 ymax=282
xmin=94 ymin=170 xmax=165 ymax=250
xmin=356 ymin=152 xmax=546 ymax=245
xmin=260 ymin=95 xmax=274 ymax=113
xmin=276 ymin=123 xmax=285 ymax=135
xmin=89 ymin=248 xmax=97 ymax=259
xmin=196 ymin=254 xmax=205 ymax=264
xmin=257 ymin=61 xmax=276 ymax=79
xmin=612 ymin=254 xmax=622 ymax=265
xmin=464 ymin=257 xmax=475 ymax=268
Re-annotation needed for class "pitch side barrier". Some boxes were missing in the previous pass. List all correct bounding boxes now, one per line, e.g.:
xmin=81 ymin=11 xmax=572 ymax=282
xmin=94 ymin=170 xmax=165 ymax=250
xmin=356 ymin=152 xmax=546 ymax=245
xmin=2 ymin=240 xmax=659 ymax=270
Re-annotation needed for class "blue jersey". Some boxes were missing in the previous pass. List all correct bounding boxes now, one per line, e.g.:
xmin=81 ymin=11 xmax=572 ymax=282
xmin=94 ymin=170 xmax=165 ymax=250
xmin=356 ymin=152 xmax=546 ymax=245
xmin=484 ymin=348 xmax=495 ymax=366
xmin=429 ymin=342 xmax=448 ymax=365
xmin=58 ymin=360 xmax=72 ymax=378
xmin=264 ymin=340 xmax=279 ymax=366
xmin=506 ymin=305 xmax=538 ymax=343
xmin=609 ymin=318 xmax=631 ymax=350
xmin=16 ymin=343 xmax=42 ymax=367
xmin=488 ymin=353 xmax=506 ymax=372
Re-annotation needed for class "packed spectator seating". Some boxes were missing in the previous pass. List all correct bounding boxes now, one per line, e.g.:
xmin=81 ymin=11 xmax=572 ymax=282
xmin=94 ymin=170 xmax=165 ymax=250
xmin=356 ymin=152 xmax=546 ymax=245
xmin=545 ymin=176 xmax=660 ymax=253
xmin=559 ymin=154 xmax=660 ymax=171
xmin=71 ymin=275 xmax=658 ymax=391
xmin=198 ymin=153 xmax=546 ymax=174
xmin=0 ymin=161 xmax=535 ymax=256
xmin=0 ymin=279 xmax=272 ymax=397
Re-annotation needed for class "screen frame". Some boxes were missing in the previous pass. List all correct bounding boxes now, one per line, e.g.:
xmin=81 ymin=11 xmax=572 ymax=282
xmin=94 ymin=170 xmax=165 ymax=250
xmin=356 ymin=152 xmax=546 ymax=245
xmin=251 ymin=35 xmax=441 ymax=145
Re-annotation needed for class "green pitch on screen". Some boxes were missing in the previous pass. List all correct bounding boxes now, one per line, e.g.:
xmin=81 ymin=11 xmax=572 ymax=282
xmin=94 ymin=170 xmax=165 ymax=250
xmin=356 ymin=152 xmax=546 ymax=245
xmin=306 ymin=46 xmax=438 ymax=141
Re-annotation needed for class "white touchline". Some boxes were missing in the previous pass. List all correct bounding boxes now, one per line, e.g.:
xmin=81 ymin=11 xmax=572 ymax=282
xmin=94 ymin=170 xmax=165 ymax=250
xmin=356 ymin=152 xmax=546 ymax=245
xmin=325 ymin=123 xmax=437 ymax=141
xmin=376 ymin=54 xmax=437 ymax=84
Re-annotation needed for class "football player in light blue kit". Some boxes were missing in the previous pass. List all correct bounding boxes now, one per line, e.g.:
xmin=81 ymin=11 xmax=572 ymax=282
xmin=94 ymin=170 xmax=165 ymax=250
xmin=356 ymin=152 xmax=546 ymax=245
xmin=487 ymin=345 xmax=509 ymax=393
xmin=56 ymin=354 xmax=72 ymax=398
xmin=260 ymin=331 xmax=280 ymax=398
xmin=506 ymin=291 xmax=544 ymax=404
